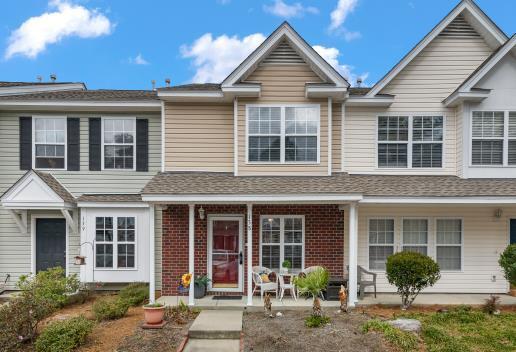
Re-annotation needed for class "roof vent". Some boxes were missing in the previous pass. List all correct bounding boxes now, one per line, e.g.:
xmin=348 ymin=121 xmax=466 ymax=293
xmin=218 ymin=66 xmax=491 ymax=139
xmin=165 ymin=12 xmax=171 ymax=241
xmin=50 ymin=74 xmax=57 ymax=82
xmin=262 ymin=40 xmax=305 ymax=65
xmin=36 ymin=75 xmax=42 ymax=83
xmin=356 ymin=78 xmax=363 ymax=88
xmin=439 ymin=14 xmax=480 ymax=38
xmin=165 ymin=78 xmax=171 ymax=87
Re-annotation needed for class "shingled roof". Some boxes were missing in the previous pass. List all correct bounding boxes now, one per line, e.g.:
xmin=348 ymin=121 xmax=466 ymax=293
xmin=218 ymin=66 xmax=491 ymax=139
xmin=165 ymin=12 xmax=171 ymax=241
xmin=0 ymin=89 xmax=158 ymax=101
xmin=142 ymin=172 xmax=516 ymax=198
xmin=33 ymin=171 xmax=76 ymax=203
xmin=0 ymin=81 xmax=82 ymax=87
xmin=77 ymin=194 xmax=142 ymax=203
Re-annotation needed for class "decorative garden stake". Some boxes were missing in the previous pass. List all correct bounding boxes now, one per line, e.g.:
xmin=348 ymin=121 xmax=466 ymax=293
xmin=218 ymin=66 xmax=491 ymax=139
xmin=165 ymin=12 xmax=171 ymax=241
xmin=264 ymin=292 xmax=272 ymax=317
xmin=339 ymin=285 xmax=347 ymax=312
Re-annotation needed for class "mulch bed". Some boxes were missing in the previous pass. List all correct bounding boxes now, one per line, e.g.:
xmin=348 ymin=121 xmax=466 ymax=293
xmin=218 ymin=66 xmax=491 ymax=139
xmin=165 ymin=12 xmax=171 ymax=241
xmin=243 ymin=309 xmax=393 ymax=352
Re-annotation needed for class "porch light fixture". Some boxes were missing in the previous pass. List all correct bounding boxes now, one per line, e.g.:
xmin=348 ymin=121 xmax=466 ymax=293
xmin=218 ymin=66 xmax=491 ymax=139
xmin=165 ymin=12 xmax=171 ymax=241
xmin=198 ymin=206 xmax=205 ymax=220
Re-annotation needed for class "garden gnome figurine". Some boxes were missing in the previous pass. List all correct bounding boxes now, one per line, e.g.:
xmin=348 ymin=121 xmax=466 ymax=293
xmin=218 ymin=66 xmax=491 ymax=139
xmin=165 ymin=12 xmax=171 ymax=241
xmin=264 ymin=292 xmax=273 ymax=317
xmin=339 ymin=285 xmax=347 ymax=312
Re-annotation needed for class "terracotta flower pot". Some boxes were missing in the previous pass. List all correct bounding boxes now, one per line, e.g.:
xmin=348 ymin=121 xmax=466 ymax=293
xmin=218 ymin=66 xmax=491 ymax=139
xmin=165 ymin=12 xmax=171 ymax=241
xmin=143 ymin=305 xmax=165 ymax=325
xmin=510 ymin=287 xmax=516 ymax=297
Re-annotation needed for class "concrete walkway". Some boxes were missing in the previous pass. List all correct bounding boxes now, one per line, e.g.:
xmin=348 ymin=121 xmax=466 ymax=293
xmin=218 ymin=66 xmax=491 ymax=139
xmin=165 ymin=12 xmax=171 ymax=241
xmin=183 ymin=310 xmax=242 ymax=352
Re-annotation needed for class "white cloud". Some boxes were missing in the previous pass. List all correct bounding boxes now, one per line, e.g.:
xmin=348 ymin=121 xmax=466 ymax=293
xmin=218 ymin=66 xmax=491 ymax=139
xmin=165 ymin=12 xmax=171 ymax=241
xmin=5 ymin=0 xmax=113 ymax=59
xmin=329 ymin=0 xmax=358 ymax=31
xmin=263 ymin=0 xmax=319 ymax=18
xmin=313 ymin=44 xmax=368 ymax=86
xmin=217 ymin=0 xmax=231 ymax=4
xmin=129 ymin=53 xmax=149 ymax=65
xmin=181 ymin=32 xmax=266 ymax=83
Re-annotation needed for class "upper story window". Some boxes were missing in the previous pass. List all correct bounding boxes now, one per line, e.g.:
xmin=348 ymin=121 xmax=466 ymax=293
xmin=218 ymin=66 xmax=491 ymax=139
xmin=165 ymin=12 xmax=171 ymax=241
xmin=471 ymin=111 xmax=516 ymax=166
xmin=377 ymin=115 xmax=443 ymax=169
xmin=33 ymin=117 xmax=66 ymax=169
xmin=102 ymin=118 xmax=136 ymax=170
xmin=247 ymin=105 xmax=319 ymax=163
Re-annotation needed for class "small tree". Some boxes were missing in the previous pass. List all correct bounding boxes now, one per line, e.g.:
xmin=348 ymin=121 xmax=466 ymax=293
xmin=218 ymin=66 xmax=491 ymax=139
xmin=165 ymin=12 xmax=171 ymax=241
xmin=386 ymin=251 xmax=440 ymax=309
xmin=294 ymin=267 xmax=329 ymax=318
xmin=499 ymin=244 xmax=516 ymax=288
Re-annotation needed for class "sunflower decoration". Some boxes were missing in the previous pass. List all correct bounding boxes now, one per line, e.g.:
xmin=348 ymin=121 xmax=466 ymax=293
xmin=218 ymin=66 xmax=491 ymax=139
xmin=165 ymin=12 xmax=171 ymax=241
xmin=181 ymin=273 xmax=192 ymax=287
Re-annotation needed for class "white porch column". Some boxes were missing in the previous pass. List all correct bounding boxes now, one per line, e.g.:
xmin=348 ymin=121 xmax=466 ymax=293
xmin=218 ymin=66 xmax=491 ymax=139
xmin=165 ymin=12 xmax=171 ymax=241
xmin=246 ymin=203 xmax=253 ymax=306
xmin=188 ymin=204 xmax=195 ymax=306
xmin=149 ymin=205 xmax=156 ymax=303
xmin=348 ymin=202 xmax=358 ymax=308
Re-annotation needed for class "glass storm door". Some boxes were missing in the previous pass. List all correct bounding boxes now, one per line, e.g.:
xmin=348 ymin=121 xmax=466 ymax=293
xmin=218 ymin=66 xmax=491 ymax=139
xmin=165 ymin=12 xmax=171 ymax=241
xmin=209 ymin=218 xmax=242 ymax=290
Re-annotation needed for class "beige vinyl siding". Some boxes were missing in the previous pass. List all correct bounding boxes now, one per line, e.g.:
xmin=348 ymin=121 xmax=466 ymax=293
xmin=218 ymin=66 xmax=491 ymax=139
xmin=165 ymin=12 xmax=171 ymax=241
xmin=343 ymin=205 xmax=510 ymax=293
xmin=0 ymin=111 xmax=162 ymax=289
xmin=332 ymin=103 xmax=342 ymax=172
xmin=344 ymin=35 xmax=492 ymax=175
xmin=164 ymin=103 xmax=233 ymax=172
xmin=238 ymin=64 xmax=330 ymax=175
xmin=456 ymin=103 xmax=464 ymax=177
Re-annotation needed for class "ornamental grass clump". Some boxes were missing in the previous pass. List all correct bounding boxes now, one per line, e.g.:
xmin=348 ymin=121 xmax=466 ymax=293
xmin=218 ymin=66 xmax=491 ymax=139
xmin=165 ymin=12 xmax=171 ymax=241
xmin=386 ymin=251 xmax=440 ymax=309
xmin=294 ymin=267 xmax=330 ymax=327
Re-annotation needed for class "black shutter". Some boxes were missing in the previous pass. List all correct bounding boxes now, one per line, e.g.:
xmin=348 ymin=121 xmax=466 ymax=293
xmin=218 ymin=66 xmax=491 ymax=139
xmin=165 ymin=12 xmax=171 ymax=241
xmin=67 ymin=118 xmax=80 ymax=171
xmin=136 ymin=119 xmax=149 ymax=172
xmin=19 ymin=116 xmax=32 ymax=170
xmin=89 ymin=118 xmax=101 ymax=171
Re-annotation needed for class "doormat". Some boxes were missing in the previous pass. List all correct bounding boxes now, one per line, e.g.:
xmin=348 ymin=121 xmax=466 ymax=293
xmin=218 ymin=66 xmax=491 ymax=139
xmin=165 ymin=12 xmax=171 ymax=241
xmin=212 ymin=295 xmax=242 ymax=300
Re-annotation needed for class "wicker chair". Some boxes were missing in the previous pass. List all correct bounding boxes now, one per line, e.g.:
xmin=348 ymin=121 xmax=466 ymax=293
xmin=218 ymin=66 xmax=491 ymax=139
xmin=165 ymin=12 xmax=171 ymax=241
xmin=252 ymin=266 xmax=278 ymax=300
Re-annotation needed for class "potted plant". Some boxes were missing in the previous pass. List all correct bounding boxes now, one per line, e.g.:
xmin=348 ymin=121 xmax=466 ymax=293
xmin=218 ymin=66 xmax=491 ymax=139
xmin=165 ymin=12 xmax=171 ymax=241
xmin=194 ymin=275 xmax=211 ymax=298
xmin=281 ymin=260 xmax=292 ymax=274
xmin=499 ymin=244 xmax=516 ymax=296
xmin=143 ymin=302 xmax=165 ymax=326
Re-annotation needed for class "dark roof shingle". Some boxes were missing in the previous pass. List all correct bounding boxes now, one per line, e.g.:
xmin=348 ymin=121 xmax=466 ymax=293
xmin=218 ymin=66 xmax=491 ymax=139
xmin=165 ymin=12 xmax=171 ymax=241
xmin=77 ymin=194 xmax=142 ymax=203
xmin=159 ymin=83 xmax=222 ymax=91
xmin=0 ymin=89 xmax=158 ymax=101
xmin=33 ymin=171 xmax=76 ymax=203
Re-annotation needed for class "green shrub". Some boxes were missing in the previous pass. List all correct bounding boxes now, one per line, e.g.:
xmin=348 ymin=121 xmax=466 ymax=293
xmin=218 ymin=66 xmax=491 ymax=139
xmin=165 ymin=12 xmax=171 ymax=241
xmin=386 ymin=251 xmax=440 ymax=309
xmin=17 ymin=267 xmax=80 ymax=308
xmin=499 ymin=244 xmax=516 ymax=287
xmin=119 ymin=282 xmax=149 ymax=306
xmin=35 ymin=316 xmax=94 ymax=352
xmin=304 ymin=315 xmax=330 ymax=328
xmin=92 ymin=297 xmax=129 ymax=321
xmin=362 ymin=319 xmax=419 ymax=352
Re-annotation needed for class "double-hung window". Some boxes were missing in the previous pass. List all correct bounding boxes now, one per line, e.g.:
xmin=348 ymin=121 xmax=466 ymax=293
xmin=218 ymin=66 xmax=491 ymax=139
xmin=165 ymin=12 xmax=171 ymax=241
xmin=368 ymin=219 xmax=395 ymax=270
xmin=95 ymin=216 xmax=136 ymax=269
xmin=436 ymin=219 xmax=462 ymax=271
xmin=471 ymin=111 xmax=504 ymax=165
xmin=260 ymin=216 xmax=304 ymax=272
xmin=33 ymin=117 xmax=66 ymax=169
xmin=377 ymin=115 xmax=443 ymax=168
xmin=102 ymin=118 xmax=136 ymax=170
xmin=248 ymin=106 xmax=319 ymax=163
xmin=402 ymin=219 xmax=428 ymax=255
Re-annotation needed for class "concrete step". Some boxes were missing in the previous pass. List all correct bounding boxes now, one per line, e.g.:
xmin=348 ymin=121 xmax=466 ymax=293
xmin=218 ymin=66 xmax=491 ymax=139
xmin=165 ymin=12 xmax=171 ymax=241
xmin=183 ymin=339 xmax=240 ymax=352
xmin=188 ymin=310 xmax=243 ymax=339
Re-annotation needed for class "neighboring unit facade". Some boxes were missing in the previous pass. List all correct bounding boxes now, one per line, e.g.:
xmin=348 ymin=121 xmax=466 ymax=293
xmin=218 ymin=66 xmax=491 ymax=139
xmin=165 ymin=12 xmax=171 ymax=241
xmin=1 ymin=0 xmax=516 ymax=307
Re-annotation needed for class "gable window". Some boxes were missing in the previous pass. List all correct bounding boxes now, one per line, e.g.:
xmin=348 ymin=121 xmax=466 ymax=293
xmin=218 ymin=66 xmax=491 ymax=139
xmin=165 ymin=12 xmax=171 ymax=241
xmin=368 ymin=219 xmax=395 ymax=270
xmin=402 ymin=219 xmax=428 ymax=255
xmin=377 ymin=115 xmax=443 ymax=168
xmin=95 ymin=216 xmax=136 ymax=269
xmin=102 ymin=118 xmax=136 ymax=170
xmin=436 ymin=219 xmax=462 ymax=271
xmin=248 ymin=105 xmax=319 ymax=163
xmin=33 ymin=117 xmax=66 ymax=169
xmin=260 ymin=216 xmax=304 ymax=272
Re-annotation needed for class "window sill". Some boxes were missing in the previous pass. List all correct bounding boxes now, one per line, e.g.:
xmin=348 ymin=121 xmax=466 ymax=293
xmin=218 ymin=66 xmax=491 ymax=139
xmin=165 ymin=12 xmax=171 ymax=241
xmin=246 ymin=162 xmax=321 ymax=165
xmin=93 ymin=268 xmax=138 ymax=271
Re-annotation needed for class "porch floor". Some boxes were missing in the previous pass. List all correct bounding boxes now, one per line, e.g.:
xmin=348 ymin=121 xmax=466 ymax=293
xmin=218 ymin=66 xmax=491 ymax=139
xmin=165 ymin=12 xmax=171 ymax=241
xmin=158 ymin=293 xmax=516 ymax=310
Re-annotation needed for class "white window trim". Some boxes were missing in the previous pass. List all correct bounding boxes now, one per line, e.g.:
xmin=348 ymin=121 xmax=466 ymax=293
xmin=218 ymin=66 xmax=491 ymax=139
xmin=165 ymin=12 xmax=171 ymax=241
xmin=32 ymin=115 xmax=67 ymax=171
xmin=469 ymin=110 xmax=516 ymax=168
xmin=94 ymin=215 xmax=137 ymax=271
xmin=259 ymin=215 xmax=305 ymax=271
xmin=246 ymin=104 xmax=320 ymax=165
xmin=367 ymin=217 xmax=396 ymax=272
xmin=401 ymin=217 xmax=430 ymax=255
xmin=101 ymin=116 xmax=137 ymax=171
xmin=435 ymin=218 xmax=464 ymax=273
xmin=375 ymin=114 xmax=446 ymax=170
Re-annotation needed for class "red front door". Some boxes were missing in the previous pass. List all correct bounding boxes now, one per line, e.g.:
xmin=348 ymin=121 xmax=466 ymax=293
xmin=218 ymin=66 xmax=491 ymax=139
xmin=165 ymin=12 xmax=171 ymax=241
xmin=211 ymin=219 xmax=241 ymax=289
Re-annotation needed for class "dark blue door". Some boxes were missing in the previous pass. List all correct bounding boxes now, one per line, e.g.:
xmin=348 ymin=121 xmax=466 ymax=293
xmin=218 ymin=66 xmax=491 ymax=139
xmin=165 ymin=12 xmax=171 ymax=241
xmin=36 ymin=218 xmax=66 ymax=272
xmin=510 ymin=219 xmax=516 ymax=245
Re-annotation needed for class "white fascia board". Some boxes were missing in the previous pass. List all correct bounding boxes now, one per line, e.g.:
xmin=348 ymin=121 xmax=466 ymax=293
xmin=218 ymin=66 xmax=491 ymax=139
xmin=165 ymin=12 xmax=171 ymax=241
xmin=1 ymin=201 xmax=74 ymax=209
xmin=0 ymin=100 xmax=161 ymax=111
xmin=306 ymin=86 xmax=348 ymax=100
xmin=222 ymin=23 xmax=349 ymax=89
xmin=346 ymin=96 xmax=395 ymax=107
xmin=0 ymin=83 xmax=86 ymax=96
xmin=361 ymin=196 xmax=516 ymax=204
xmin=366 ymin=1 xmax=507 ymax=97
xmin=77 ymin=202 xmax=149 ymax=208
xmin=142 ymin=194 xmax=363 ymax=204
xmin=157 ymin=91 xmax=224 ymax=98
xmin=443 ymin=90 xmax=490 ymax=107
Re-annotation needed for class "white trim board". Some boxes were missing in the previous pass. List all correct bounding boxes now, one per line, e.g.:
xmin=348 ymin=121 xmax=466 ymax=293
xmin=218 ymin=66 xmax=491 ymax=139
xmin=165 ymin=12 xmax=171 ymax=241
xmin=142 ymin=194 xmax=363 ymax=203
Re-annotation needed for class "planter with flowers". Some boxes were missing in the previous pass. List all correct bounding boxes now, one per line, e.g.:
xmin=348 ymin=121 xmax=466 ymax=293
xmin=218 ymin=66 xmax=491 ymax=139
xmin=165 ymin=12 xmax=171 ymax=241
xmin=194 ymin=275 xmax=211 ymax=299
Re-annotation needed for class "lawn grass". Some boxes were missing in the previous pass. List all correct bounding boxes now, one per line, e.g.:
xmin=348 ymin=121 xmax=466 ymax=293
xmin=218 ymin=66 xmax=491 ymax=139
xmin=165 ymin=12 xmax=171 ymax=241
xmin=363 ymin=306 xmax=516 ymax=352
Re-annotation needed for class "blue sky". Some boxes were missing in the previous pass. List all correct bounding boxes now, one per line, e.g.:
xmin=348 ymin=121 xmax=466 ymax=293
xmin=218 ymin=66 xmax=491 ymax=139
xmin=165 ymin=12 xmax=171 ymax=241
xmin=0 ymin=0 xmax=514 ymax=90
